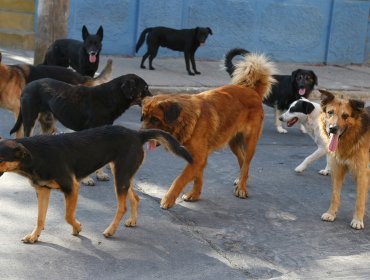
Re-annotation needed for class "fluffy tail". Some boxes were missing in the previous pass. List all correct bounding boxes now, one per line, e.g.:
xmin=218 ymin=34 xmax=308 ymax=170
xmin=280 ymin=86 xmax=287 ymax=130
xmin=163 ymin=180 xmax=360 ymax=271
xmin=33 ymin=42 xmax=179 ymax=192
xmin=10 ymin=112 xmax=23 ymax=135
xmin=224 ymin=48 xmax=250 ymax=77
xmin=139 ymin=129 xmax=193 ymax=164
xmin=230 ymin=52 xmax=277 ymax=99
xmin=87 ymin=59 xmax=113 ymax=86
xmin=135 ymin=28 xmax=152 ymax=52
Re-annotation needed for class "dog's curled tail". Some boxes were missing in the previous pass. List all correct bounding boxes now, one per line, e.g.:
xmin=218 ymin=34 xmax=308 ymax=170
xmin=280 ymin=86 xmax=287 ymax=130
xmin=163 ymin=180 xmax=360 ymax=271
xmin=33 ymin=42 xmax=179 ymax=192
xmin=230 ymin=52 xmax=277 ymax=100
xmin=139 ymin=129 xmax=193 ymax=164
xmin=135 ymin=28 xmax=152 ymax=52
xmin=224 ymin=48 xmax=250 ymax=77
xmin=10 ymin=112 xmax=23 ymax=136
xmin=91 ymin=58 xmax=113 ymax=85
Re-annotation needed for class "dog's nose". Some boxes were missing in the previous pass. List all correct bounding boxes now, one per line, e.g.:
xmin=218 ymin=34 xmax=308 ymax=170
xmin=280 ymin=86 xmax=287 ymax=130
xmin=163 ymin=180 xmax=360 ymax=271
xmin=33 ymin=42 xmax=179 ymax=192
xmin=329 ymin=125 xmax=338 ymax=134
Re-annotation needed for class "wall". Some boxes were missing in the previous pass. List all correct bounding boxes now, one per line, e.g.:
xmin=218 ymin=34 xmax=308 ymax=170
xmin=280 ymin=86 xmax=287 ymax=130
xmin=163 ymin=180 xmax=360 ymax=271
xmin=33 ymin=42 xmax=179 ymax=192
xmin=66 ymin=0 xmax=370 ymax=64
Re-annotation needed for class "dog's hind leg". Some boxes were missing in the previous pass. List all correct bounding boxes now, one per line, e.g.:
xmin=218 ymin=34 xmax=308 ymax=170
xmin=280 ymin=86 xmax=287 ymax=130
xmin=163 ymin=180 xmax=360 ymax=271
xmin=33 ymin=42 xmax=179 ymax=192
xmin=319 ymin=154 xmax=331 ymax=176
xmin=140 ymin=52 xmax=150 ymax=69
xmin=39 ymin=112 xmax=57 ymax=134
xmin=22 ymin=186 xmax=51 ymax=243
xmin=64 ymin=177 xmax=82 ymax=236
xmin=229 ymin=133 xmax=245 ymax=186
xmin=321 ymin=161 xmax=347 ymax=223
xmin=124 ymin=187 xmax=140 ymax=227
xmin=190 ymin=52 xmax=200 ymax=75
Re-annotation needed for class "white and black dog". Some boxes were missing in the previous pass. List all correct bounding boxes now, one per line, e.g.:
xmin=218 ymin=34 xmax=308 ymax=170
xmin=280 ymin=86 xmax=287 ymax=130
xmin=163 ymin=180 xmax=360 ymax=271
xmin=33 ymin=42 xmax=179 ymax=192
xmin=279 ymin=98 xmax=330 ymax=175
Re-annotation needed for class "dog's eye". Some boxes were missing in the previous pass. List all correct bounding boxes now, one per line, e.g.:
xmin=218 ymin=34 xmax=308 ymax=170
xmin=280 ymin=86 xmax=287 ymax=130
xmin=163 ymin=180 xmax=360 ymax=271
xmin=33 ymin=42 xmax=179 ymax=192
xmin=150 ymin=116 xmax=160 ymax=125
xmin=342 ymin=113 xmax=349 ymax=120
xmin=327 ymin=110 xmax=334 ymax=116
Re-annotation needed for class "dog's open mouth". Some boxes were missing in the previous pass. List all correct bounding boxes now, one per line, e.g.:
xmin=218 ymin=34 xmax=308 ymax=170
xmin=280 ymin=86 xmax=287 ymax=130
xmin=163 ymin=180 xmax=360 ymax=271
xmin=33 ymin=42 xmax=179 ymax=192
xmin=89 ymin=53 xmax=97 ymax=63
xmin=287 ymin=117 xmax=298 ymax=127
xmin=328 ymin=133 xmax=339 ymax=152
xmin=299 ymin=88 xmax=306 ymax=96
xmin=147 ymin=140 xmax=159 ymax=151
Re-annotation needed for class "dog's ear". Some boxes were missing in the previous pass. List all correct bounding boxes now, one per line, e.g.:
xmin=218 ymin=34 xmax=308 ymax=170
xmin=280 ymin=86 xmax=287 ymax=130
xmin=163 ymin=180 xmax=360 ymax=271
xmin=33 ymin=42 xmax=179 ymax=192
xmin=96 ymin=25 xmax=104 ymax=41
xmin=207 ymin=27 xmax=213 ymax=35
xmin=349 ymin=99 xmax=365 ymax=116
xmin=319 ymin=89 xmax=335 ymax=109
xmin=159 ymin=101 xmax=182 ymax=124
xmin=14 ymin=143 xmax=31 ymax=160
xmin=82 ymin=25 xmax=90 ymax=41
xmin=291 ymin=69 xmax=301 ymax=83
xmin=310 ymin=71 xmax=318 ymax=85
xmin=121 ymin=79 xmax=136 ymax=99
xmin=302 ymin=101 xmax=315 ymax=114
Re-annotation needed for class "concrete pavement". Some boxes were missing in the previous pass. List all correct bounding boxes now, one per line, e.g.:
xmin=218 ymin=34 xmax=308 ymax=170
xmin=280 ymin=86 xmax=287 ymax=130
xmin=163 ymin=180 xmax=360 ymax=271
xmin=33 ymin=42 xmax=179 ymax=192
xmin=0 ymin=48 xmax=369 ymax=279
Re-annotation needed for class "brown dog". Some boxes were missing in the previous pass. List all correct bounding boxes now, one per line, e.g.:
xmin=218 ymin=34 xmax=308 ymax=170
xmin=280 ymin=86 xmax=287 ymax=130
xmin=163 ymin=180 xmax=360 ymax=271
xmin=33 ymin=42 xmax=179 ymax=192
xmin=141 ymin=53 xmax=277 ymax=209
xmin=319 ymin=89 xmax=370 ymax=229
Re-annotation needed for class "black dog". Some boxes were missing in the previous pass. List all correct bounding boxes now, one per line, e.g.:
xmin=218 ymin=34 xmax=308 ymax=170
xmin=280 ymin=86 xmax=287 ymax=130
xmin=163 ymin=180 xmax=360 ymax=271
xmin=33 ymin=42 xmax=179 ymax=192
xmin=10 ymin=74 xmax=151 ymax=185
xmin=43 ymin=25 xmax=104 ymax=77
xmin=225 ymin=48 xmax=318 ymax=133
xmin=0 ymin=125 xmax=193 ymax=243
xmin=135 ymin=26 xmax=213 ymax=75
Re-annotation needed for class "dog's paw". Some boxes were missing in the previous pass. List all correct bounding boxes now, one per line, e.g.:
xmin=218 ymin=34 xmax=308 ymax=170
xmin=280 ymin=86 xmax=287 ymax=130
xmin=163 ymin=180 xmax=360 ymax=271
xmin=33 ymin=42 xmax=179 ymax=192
xmin=182 ymin=191 xmax=200 ymax=202
xmin=350 ymin=219 xmax=364 ymax=230
xmin=188 ymin=72 xmax=195 ymax=76
xmin=294 ymin=165 xmax=305 ymax=173
xmin=160 ymin=194 xmax=176 ymax=209
xmin=321 ymin=212 xmax=336 ymax=222
xmin=300 ymin=125 xmax=307 ymax=134
xmin=96 ymin=171 xmax=110 ymax=181
xmin=103 ymin=227 xmax=115 ymax=238
xmin=72 ymin=221 xmax=82 ymax=236
xmin=22 ymin=233 xmax=39 ymax=244
xmin=194 ymin=71 xmax=201 ymax=75
xmin=125 ymin=218 xmax=137 ymax=227
xmin=140 ymin=65 xmax=146 ymax=69
xmin=149 ymin=67 xmax=155 ymax=70
xmin=234 ymin=186 xmax=248 ymax=198
xmin=277 ymin=126 xmax=288 ymax=134
xmin=81 ymin=177 xmax=95 ymax=186
xmin=319 ymin=169 xmax=330 ymax=176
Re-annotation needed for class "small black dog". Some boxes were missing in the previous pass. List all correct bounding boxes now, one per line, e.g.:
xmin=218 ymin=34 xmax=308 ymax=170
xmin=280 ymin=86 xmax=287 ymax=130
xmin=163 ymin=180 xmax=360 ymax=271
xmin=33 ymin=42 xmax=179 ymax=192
xmin=43 ymin=25 xmax=104 ymax=77
xmin=136 ymin=26 xmax=213 ymax=75
xmin=0 ymin=125 xmax=193 ymax=243
xmin=225 ymin=48 xmax=318 ymax=133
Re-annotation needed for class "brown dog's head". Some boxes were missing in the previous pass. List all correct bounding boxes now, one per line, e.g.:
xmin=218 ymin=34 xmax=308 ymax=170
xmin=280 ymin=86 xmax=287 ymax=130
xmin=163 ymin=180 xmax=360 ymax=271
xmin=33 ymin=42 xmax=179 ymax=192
xmin=319 ymin=89 xmax=365 ymax=152
xmin=0 ymin=139 xmax=31 ymax=177
xmin=141 ymin=94 xmax=200 ymax=144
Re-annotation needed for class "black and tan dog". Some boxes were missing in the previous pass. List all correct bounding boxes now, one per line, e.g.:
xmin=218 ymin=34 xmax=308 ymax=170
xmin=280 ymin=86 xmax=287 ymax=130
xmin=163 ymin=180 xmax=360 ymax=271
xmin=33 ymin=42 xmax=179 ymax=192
xmin=43 ymin=25 xmax=104 ymax=77
xmin=0 ymin=125 xmax=193 ymax=243
xmin=10 ymin=73 xmax=151 ymax=185
xmin=136 ymin=26 xmax=213 ymax=75
xmin=0 ymin=52 xmax=112 ymax=138
xmin=319 ymin=89 xmax=370 ymax=229
xmin=225 ymin=48 xmax=318 ymax=133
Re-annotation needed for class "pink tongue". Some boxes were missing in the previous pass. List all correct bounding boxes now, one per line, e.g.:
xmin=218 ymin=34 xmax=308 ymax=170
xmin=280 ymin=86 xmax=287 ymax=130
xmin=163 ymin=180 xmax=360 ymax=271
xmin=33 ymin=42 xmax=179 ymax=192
xmin=299 ymin=88 xmax=306 ymax=96
xmin=328 ymin=133 xmax=339 ymax=152
xmin=89 ymin=54 xmax=97 ymax=63
xmin=147 ymin=140 xmax=157 ymax=151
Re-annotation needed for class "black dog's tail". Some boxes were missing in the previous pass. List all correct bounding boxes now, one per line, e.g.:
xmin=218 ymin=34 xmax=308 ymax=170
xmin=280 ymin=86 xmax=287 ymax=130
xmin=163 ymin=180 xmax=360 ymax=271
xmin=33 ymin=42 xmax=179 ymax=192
xmin=224 ymin=48 xmax=250 ymax=77
xmin=10 ymin=112 xmax=23 ymax=135
xmin=139 ymin=129 xmax=193 ymax=164
xmin=135 ymin=28 xmax=152 ymax=52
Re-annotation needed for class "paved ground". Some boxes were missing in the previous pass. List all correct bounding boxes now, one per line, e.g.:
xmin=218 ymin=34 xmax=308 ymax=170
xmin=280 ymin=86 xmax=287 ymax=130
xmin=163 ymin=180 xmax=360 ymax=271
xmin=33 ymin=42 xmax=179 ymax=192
xmin=0 ymin=48 xmax=369 ymax=279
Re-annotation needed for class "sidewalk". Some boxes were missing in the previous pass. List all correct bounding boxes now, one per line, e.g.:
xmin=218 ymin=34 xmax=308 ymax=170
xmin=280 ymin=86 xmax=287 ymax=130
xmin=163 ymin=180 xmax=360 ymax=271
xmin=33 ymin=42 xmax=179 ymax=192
xmin=1 ymin=47 xmax=369 ymax=100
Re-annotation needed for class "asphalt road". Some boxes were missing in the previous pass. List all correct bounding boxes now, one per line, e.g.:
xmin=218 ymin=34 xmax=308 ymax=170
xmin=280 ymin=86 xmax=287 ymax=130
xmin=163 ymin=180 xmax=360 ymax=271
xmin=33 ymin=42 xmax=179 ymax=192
xmin=0 ymin=103 xmax=369 ymax=280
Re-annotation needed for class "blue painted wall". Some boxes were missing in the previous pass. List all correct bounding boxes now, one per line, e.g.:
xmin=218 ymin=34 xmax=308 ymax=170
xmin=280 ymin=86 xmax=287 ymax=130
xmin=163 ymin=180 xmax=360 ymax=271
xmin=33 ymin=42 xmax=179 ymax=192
xmin=63 ymin=0 xmax=370 ymax=64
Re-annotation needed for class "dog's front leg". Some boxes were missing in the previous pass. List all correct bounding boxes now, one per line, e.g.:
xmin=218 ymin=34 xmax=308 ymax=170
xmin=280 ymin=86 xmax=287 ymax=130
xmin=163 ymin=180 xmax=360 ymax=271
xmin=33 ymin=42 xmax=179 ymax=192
xmin=184 ymin=52 xmax=194 ymax=75
xmin=275 ymin=109 xmax=287 ymax=133
xmin=22 ymin=186 xmax=51 ymax=243
xmin=295 ymin=147 xmax=326 ymax=173
xmin=190 ymin=52 xmax=200 ymax=75
xmin=351 ymin=160 xmax=369 ymax=230
xmin=64 ymin=179 xmax=81 ymax=236
xmin=161 ymin=163 xmax=197 ymax=209
xmin=321 ymin=161 xmax=347 ymax=223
